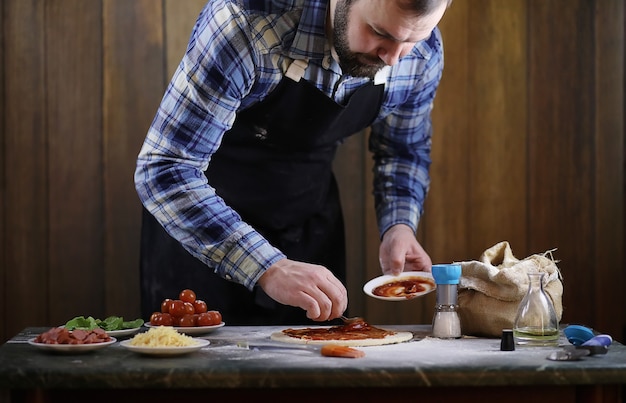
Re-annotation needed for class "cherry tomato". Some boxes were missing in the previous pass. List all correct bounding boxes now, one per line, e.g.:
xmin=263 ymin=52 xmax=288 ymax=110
xmin=197 ymin=311 xmax=222 ymax=326
xmin=183 ymin=301 xmax=195 ymax=315
xmin=169 ymin=300 xmax=186 ymax=318
xmin=161 ymin=298 xmax=172 ymax=313
xmin=160 ymin=313 xmax=173 ymax=326
xmin=179 ymin=289 xmax=196 ymax=304
xmin=150 ymin=312 xmax=162 ymax=325
xmin=196 ymin=313 xmax=212 ymax=326
xmin=193 ymin=300 xmax=208 ymax=314
xmin=150 ymin=312 xmax=174 ymax=326
xmin=178 ymin=314 xmax=196 ymax=327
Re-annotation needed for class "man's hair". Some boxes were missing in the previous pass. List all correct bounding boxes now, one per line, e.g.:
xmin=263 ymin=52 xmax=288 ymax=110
xmin=397 ymin=0 xmax=453 ymax=16
xmin=346 ymin=0 xmax=453 ymax=17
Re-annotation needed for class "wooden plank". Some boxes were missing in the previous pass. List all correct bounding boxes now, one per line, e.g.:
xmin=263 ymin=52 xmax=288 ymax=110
xmin=426 ymin=0 xmax=471 ymax=266
xmin=528 ymin=0 xmax=596 ymax=327
xmin=334 ymin=133 xmax=369 ymax=318
xmin=0 ymin=0 xmax=6 ymax=342
xmin=2 ymin=0 xmax=49 ymax=341
xmin=363 ymin=128 xmax=390 ymax=323
xmin=102 ymin=0 xmax=166 ymax=319
xmin=593 ymin=0 xmax=624 ymax=340
xmin=164 ymin=0 xmax=207 ymax=81
xmin=466 ymin=0 xmax=528 ymax=259
xmin=45 ymin=0 xmax=104 ymax=323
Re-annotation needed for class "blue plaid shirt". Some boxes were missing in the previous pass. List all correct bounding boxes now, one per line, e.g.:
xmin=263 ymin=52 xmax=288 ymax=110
xmin=135 ymin=0 xmax=444 ymax=289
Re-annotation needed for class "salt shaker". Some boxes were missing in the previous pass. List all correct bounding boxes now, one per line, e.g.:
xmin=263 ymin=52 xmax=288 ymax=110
xmin=431 ymin=264 xmax=462 ymax=339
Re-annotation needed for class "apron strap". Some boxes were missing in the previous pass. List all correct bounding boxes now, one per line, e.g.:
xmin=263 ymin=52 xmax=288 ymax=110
xmin=285 ymin=59 xmax=308 ymax=82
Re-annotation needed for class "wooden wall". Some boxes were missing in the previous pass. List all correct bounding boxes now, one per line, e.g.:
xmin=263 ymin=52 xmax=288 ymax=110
xmin=1 ymin=0 xmax=624 ymax=344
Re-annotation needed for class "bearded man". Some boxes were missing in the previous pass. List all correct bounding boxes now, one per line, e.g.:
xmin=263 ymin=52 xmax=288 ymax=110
xmin=135 ymin=0 xmax=451 ymax=325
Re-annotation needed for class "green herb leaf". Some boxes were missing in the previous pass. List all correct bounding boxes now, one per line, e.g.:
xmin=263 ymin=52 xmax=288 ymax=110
xmin=121 ymin=318 xmax=144 ymax=329
xmin=65 ymin=316 xmax=98 ymax=330
xmin=96 ymin=316 xmax=124 ymax=331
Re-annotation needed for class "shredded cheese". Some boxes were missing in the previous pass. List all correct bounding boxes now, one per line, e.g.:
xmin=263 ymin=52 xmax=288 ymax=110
xmin=129 ymin=326 xmax=197 ymax=347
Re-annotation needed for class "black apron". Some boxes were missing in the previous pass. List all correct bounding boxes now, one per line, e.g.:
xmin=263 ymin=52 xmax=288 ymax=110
xmin=140 ymin=61 xmax=384 ymax=325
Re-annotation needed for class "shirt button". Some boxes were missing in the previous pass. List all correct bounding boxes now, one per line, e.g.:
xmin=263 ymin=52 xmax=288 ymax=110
xmin=224 ymin=274 xmax=232 ymax=281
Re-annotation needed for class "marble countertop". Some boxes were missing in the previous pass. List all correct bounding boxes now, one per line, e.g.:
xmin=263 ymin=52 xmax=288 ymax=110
xmin=1 ymin=325 xmax=625 ymax=390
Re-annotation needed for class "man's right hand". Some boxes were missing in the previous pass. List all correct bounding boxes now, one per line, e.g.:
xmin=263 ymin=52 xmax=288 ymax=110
xmin=257 ymin=258 xmax=348 ymax=322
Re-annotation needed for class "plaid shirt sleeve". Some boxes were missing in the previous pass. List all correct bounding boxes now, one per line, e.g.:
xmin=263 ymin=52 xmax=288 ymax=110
xmin=134 ymin=0 xmax=286 ymax=290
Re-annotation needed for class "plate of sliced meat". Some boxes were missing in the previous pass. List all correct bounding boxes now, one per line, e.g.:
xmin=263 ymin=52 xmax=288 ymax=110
xmin=28 ymin=327 xmax=116 ymax=353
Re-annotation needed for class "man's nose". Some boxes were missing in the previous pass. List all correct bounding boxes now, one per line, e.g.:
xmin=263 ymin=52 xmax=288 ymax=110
xmin=378 ymin=42 xmax=412 ymax=66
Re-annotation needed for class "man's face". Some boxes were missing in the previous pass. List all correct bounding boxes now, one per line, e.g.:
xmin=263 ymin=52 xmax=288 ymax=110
xmin=333 ymin=0 xmax=448 ymax=78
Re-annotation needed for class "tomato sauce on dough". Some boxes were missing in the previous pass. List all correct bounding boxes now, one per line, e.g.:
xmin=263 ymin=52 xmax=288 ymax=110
xmin=282 ymin=320 xmax=395 ymax=341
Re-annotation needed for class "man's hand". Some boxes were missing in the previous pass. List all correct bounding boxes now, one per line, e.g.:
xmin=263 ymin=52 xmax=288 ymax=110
xmin=379 ymin=224 xmax=432 ymax=276
xmin=257 ymin=259 xmax=348 ymax=321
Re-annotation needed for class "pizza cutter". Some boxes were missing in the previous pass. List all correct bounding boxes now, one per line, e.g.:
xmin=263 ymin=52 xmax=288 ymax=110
xmin=547 ymin=334 xmax=612 ymax=361
xmin=547 ymin=348 xmax=590 ymax=361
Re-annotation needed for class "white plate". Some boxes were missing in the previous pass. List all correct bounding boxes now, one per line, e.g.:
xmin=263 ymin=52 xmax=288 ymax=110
xmin=144 ymin=322 xmax=225 ymax=335
xmin=363 ymin=271 xmax=436 ymax=301
xmin=28 ymin=337 xmax=117 ymax=353
xmin=120 ymin=338 xmax=210 ymax=356
xmin=105 ymin=327 xmax=143 ymax=337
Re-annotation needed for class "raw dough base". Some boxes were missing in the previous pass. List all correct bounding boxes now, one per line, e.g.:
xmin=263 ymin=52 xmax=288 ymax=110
xmin=270 ymin=328 xmax=414 ymax=347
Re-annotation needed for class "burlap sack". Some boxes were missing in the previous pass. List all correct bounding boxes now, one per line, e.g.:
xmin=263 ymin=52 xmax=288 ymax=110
xmin=456 ymin=241 xmax=563 ymax=338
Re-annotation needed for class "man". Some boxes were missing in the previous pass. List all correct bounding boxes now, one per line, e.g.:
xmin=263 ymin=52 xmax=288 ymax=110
xmin=135 ymin=0 xmax=450 ymax=325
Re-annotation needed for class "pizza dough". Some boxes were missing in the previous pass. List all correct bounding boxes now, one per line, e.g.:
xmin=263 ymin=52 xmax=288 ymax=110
xmin=270 ymin=327 xmax=414 ymax=347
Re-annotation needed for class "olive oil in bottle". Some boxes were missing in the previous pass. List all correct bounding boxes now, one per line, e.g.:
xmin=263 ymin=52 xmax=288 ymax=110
xmin=513 ymin=327 xmax=559 ymax=346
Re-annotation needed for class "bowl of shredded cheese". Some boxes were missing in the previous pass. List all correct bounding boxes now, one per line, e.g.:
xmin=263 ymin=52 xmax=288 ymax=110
xmin=120 ymin=326 xmax=210 ymax=356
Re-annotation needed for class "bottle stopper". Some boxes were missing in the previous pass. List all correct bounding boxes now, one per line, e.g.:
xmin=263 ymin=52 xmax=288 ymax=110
xmin=501 ymin=329 xmax=515 ymax=351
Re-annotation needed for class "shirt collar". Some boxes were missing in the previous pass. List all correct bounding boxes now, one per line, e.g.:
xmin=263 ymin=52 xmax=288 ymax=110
xmin=285 ymin=0 xmax=330 ymax=60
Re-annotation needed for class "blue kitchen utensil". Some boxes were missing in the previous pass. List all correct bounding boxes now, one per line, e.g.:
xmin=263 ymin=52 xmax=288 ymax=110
xmin=563 ymin=325 xmax=595 ymax=346
xmin=582 ymin=334 xmax=612 ymax=347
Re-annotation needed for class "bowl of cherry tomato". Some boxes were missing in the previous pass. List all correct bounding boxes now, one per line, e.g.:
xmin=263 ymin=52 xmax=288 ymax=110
xmin=147 ymin=289 xmax=224 ymax=335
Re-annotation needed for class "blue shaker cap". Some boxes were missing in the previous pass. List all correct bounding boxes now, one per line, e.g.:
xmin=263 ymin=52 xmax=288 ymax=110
xmin=564 ymin=325 xmax=595 ymax=346
xmin=431 ymin=264 xmax=462 ymax=285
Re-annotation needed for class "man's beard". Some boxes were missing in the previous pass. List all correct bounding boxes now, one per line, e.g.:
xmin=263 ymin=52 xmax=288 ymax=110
xmin=333 ymin=1 xmax=386 ymax=78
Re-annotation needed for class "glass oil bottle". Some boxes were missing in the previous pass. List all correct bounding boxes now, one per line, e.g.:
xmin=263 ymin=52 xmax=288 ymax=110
xmin=513 ymin=272 xmax=559 ymax=347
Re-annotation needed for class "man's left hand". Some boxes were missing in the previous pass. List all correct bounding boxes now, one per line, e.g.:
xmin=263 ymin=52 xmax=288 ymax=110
xmin=379 ymin=224 xmax=432 ymax=276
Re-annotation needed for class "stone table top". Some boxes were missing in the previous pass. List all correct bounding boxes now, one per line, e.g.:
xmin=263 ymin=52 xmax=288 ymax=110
xmin=1 ymin=325 xmax=625 ymax=390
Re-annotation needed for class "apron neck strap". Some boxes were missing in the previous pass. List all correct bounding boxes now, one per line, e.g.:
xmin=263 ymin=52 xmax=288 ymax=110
xmin=285 ymin=59 xmax=309 ymax=82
